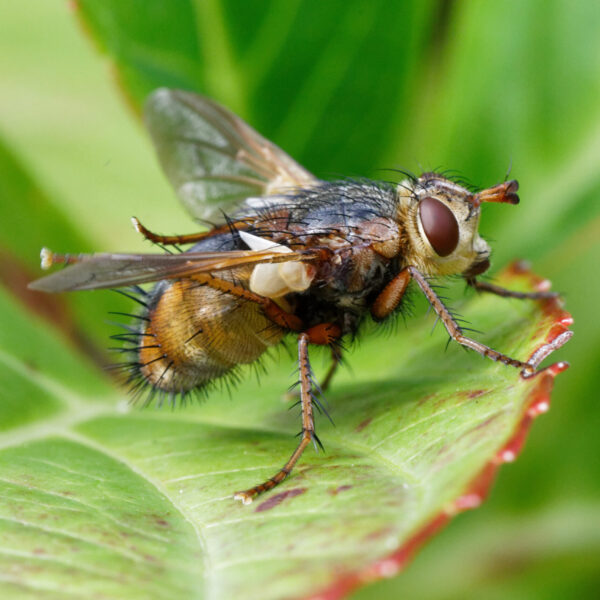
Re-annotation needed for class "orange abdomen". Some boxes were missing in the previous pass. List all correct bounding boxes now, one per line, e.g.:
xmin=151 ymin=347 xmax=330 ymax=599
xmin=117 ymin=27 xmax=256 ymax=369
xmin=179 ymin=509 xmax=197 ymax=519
xmin=138 ymin=274 xmax=284 ymax=393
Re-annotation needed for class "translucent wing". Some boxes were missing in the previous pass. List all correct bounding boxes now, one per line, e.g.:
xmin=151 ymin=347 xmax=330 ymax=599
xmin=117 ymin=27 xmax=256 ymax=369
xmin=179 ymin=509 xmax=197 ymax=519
xmin=28 ymin=248 xmax=318 ymax=292
xmin=144 ymin=88 xmax=317 ymax=222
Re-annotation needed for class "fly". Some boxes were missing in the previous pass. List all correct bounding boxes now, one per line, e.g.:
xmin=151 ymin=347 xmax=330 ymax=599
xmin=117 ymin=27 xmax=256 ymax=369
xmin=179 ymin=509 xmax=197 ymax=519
xmin=29 ymin=89 xmax=558 ymax=504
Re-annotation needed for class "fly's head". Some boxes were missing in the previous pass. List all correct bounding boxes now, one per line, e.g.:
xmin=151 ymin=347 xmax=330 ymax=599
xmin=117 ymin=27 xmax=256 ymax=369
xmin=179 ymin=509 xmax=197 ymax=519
xmin=396 ymin=173 xmax=519 ymax=277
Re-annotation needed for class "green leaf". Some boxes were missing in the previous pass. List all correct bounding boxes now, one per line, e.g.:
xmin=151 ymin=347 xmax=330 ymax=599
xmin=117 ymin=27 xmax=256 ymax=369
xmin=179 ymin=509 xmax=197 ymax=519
xmin=73 ymin=0 xmax=437 ymax=177
xmin=2 ymin=2 xmax=593 ymax=598
xmin=0 ymin=258 xmax=571 ymax=598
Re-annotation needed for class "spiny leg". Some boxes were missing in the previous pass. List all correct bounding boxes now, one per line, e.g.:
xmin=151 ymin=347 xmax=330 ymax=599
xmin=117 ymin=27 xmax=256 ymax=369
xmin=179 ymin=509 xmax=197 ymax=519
xmin=234 ymin=333 xmax=317 ymax=504
xmin=409 ymin=267 xmax=536 ymax=375
xmin=466 ymin=277 xmax=558 ymax=300
xmin=285 ymin=345 xmax=340 ymax=401
xmin=131 ymin=216 xmax=251 ymax=246
xmin=283 ymin=324 xmax=342 ymax=401
xmin=282 ymin=346 xmax=342 ymax=402
xmin=302 ymin=322 xmax=342 ymax=392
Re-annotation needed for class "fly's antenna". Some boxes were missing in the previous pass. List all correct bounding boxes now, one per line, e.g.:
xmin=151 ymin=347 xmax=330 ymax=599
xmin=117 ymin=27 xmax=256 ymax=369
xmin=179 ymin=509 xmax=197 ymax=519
xmin=504 ymin=158 xmax=513 ymax=182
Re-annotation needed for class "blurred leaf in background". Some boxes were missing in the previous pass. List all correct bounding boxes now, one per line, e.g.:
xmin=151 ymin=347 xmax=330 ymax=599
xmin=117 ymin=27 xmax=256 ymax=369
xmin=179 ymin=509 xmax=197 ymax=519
xmin=0 ymin=0 xmax=598 ymax=599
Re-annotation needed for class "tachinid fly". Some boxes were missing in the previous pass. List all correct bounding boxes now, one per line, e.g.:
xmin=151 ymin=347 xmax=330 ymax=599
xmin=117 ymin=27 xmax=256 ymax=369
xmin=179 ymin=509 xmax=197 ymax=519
xmin=29 ymin=89 xmax=557 ymax=504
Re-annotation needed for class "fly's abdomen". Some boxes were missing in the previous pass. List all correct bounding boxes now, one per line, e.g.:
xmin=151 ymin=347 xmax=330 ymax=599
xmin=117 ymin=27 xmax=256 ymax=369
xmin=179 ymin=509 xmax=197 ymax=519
xmin=135 ymin=275 xmax=284 ymax=395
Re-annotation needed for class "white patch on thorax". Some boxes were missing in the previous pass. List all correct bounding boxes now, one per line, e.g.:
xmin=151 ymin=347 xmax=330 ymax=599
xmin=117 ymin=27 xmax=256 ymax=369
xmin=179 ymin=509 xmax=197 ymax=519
xmin=239 ymin=231 xmax=314 ymax=299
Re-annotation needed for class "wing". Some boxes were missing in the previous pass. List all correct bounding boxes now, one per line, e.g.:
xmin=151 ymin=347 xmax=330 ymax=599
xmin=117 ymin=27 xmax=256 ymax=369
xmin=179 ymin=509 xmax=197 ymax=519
xmin=28 ymin=248 xmax=319 ymax=292
xmin=144 ymin=88 xmax=318 ymax=222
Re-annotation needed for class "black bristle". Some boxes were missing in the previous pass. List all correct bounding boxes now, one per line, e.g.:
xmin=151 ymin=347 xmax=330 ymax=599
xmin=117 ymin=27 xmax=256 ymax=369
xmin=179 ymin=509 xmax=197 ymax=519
xmin=108 ymin=312 xmax=150 ymax=322
xmin=110 ymin=288 xmax=149 ymax=308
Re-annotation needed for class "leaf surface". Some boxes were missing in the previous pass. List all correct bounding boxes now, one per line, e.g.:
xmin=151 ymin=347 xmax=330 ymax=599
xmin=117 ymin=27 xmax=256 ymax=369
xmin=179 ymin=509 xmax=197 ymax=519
xmin=0 ymin=257 xmax=571 ymax=599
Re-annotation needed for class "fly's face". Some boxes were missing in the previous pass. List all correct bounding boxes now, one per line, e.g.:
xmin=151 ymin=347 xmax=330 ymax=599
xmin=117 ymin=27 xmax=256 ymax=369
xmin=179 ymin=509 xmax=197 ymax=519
xmin=396 ymin=173 xmax=520 ymax=277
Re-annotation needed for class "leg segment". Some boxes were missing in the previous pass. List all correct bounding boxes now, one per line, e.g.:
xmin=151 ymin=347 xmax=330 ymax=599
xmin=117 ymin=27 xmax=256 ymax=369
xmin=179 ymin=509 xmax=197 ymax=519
xmin=466 ymin=277 xmax=558 ymax=300
xmin=303 ymin=323 xmax=342 ymax=392
xmin=371 ymin=269 xmax=411 ymax=320
xmin=409 ymin=267 xmax=535 ymax=375
xmin=234 ymin=333 xmax=317 ymax=504
xmin=131 ymin=217 xmax=250 ymax=246
xmin=283 ymin=326 xmax=342 ymax=401
xmin=190 ymin=273 xmax=304 ymax=331
xmin=320 ymin=347 xmax=342 ymax=393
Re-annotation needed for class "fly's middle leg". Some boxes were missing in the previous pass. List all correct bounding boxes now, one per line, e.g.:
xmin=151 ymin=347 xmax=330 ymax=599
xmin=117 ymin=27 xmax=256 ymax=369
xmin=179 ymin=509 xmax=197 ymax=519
xmin=466 ymin=277 xmax=559 ymax=300
xmin=320 ymin=346 xmax=342 ymax=393
xmin=234 ymin=332 xmax=318 ymax=504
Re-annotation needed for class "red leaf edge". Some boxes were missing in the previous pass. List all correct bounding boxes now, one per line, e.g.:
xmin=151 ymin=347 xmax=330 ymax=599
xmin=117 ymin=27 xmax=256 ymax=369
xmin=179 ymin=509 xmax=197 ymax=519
xmin=307 ymin=261 xmax=573 ymax=600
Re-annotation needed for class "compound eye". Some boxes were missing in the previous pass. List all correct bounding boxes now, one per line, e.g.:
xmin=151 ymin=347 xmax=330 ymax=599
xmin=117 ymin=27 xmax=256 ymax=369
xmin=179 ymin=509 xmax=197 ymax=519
xmin=419 ymin=197 xmax=459 ymax=257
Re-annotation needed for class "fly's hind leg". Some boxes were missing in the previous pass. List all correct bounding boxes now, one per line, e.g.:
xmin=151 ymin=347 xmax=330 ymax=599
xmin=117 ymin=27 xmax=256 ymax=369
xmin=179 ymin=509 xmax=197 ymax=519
xmin=235 ymin=333 xmax=318 ymax=505
xmin=466 ymin=277 xmax=559 ymax=300
xmin=131 ymin=217 xmax=252 ymax=246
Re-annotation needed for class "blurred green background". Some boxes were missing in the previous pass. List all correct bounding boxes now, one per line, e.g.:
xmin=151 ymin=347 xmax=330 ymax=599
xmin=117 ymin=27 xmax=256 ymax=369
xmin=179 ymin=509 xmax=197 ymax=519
xmin=1 ymin=1 xmax=598 ymax=598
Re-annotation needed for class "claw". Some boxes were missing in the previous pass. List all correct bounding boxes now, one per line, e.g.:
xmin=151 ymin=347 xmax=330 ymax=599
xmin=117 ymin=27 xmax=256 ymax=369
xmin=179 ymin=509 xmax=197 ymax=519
xmin=40 ymin=247 xmax=54 ymax=270
xmin=234 ymin=491 xmax=254 ymax=505
xmin=131 ymin=216 xmax=143 ymax=233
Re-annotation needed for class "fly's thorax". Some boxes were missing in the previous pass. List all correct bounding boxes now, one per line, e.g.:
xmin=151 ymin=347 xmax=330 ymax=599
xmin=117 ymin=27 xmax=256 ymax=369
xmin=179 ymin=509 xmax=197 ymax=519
xmin=356 ymin=216 xmax=401 ymax=259
xmin=240 ymin=184 xmax=402 ymax=302
xmin=137 ymin=271 xmax=284 ymax=393
xmin=395 ymin=174 xmax=491 ymax=277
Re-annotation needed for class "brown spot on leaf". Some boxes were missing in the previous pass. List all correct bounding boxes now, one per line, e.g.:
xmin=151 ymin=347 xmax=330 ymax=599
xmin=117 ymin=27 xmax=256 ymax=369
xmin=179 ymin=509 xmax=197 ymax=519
xmin=355 ymin=418 xmax=372 ymax=432
xmin=364 ymin=527 xmax=395 ymax=542
xmin=417 ymin=393 xmax=436 ymax=407
xmin=24 ymin=360 xmax=39 ymax=372
xmin=254 ymin=488 xmax=306 ymax=512
xmin=143 ymin=554 xmax=158 ymax=563
xmin=328 ymin=485 xmax=353 ymax=496
xmin=470 ymin=414 xmax=500 ymax=433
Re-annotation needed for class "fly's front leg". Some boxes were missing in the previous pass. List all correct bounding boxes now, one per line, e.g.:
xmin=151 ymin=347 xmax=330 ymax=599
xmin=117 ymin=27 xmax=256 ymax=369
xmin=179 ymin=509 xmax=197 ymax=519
xmin=234 ymin=333 xmax=318 ymax=505
xmin=466 ymin=277 xmax=558 ymax=300
xmin=371 ymin=269 xmax=411 ymax=321
xmin=410 ymin=267 xmax=535 ymax=375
